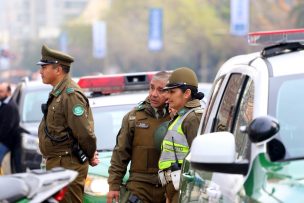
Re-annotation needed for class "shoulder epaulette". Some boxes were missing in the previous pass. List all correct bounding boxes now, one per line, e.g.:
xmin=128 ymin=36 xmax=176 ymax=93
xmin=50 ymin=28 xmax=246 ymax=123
xmin=54 ymin=90 xmax=62 ymax=97
xmin=66 ymin=87 xmax=75 ymax=94
xmin=136 ymin=101 xmax=145 ymax=111
xmin=194 ymin=108 xmax=204 ymax=114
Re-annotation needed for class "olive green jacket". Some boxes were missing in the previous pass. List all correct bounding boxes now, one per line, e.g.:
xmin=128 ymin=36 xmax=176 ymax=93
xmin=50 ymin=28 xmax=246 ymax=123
xmin=38 ymin=75 xmax=97 ymax=159
xmin=108 ymin=99 xmax=170 ymax=191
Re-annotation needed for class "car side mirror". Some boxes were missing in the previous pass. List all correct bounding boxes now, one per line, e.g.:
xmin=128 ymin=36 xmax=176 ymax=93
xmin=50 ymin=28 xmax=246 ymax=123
xmin=246 ymin=116 xmax=280 ymax=143
xmin=190 ymin=132 xmax=249 ymax=175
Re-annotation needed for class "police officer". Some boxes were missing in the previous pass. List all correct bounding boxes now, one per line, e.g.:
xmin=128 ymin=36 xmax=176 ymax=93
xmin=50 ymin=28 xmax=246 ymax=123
xmin=158 ymin=67 xmax=204 ymax=203
xmin=37 ymin=45 xmax=99 ymax=203
xmin=107 ymin=71 xmax=171 ymax=203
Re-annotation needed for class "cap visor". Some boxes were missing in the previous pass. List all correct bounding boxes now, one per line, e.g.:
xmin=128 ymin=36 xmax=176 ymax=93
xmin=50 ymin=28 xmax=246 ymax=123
xmin=163 ymin=84 xmax=181 ymax=90
xmin=36 ymin=61 xmax=50 ymax=65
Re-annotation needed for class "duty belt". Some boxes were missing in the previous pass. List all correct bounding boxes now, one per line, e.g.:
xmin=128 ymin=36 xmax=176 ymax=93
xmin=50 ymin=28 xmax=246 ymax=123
xmin=44 ymin=126 xmax=69 ymax=143
xmin=158 ymin=169 xmax=172 ymax=186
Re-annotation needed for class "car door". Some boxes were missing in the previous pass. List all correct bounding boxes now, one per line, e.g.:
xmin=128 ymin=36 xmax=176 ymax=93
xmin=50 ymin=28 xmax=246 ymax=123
xmin=180 ymin=72 xmax=255 ymax=203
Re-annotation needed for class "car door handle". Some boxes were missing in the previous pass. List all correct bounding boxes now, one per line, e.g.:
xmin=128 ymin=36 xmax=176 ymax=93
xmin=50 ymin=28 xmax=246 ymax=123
xmin=182 ymin=172 xmax=194 ymax=182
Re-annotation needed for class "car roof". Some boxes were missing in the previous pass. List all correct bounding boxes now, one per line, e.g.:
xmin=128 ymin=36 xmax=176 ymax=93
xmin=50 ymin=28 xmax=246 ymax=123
xmin=216 ymin=48 xmax=304 ymax=79
xmin=20 ymin=80 xmax=51 ymax=90
xmin=89 ymin=91 xmax=148 ymax=107
xmin=267 ymin=50 xmax=304 ymax=76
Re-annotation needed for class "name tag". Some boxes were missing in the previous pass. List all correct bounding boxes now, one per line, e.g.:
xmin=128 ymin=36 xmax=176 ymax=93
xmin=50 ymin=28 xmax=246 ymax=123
xmin=136 ymin=122 xmax=149 ymax=129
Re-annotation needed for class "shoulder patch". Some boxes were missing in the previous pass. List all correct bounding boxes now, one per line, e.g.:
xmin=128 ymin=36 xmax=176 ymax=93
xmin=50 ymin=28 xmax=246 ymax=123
xmin=136 ymin=101 xmax=145 ymax=111
xmin=73 ymin=104 xmax=85 ymax=116
xmin=66 ymin=87 xmax=75 ymax=94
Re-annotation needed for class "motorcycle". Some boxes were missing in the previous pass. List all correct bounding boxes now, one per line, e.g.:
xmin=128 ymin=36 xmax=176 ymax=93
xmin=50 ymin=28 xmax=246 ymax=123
xmin=0 ymin=167 xmax=78 ymax=203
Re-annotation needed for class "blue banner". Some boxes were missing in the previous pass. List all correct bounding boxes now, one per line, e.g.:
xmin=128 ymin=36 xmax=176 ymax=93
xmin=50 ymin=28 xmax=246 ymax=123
xmin=59 ymin=32 xmax=68 ymax=53
xmin=148 ymin=8 xmax=163 ymax=51
xmin=92 ymin=21 xmax=107 ymax=59
xmin=230 ymin=0 xmax=249 ymax=36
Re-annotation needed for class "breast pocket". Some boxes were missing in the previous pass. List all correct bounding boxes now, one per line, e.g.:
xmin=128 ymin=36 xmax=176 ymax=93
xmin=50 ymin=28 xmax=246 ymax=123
xmin=47 ymin=98 xmax=65 ymax=128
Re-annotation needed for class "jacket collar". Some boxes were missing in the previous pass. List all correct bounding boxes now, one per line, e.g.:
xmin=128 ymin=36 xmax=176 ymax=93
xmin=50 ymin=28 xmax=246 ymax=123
xmin=177 ymin=99 xmax=201 ymax=116
xmin=51 ymin=75 xmax=70 ymax=97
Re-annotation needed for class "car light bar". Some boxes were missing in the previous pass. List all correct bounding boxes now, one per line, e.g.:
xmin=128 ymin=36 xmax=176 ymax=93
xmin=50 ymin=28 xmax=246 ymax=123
xmin=248 ymin=29 xmax=304 ymax=46
xmin=78 ymin=71 xmax=157 ymax=94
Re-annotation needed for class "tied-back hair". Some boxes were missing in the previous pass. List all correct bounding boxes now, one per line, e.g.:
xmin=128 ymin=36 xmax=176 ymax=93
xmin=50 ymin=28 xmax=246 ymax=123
xmin=180 ymin=85 xmax=204 ymax=100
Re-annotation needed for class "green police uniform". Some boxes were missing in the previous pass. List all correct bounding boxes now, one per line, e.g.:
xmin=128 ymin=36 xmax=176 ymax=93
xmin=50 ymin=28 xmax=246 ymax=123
xmin=108 ymin=99 xmax=170 ymax=203
xmin=160 ymin=67 xmax=204 ymax=203
xmin=37 ymin=45 xmax=97 ymax=203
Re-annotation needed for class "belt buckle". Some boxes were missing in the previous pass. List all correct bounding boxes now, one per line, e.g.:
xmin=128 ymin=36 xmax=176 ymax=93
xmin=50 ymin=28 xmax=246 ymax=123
xmin=164 ymin=169 xmax=172 ymax=182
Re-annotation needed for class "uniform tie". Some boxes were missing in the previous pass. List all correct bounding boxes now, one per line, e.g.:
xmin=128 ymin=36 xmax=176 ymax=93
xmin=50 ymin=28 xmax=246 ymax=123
xmin=157 ymin=109 xmax=164 ymax=118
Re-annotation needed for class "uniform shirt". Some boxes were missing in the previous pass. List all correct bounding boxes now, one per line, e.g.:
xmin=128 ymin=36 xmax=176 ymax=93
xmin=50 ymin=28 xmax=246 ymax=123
xmin=38 ymin=75 xmax=96 ymax=159
xmin=108 ymin=98 xmax=170 ymax=191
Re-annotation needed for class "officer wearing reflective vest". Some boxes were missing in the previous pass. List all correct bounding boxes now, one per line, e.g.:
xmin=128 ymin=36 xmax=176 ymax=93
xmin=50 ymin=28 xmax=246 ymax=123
xmin=107 ymin=71 xmax=171 ymax=203
xmin=37 ymin=45 xmax=99 ymax=203
xmin=158 ymin=67 xmax=204 ymax=203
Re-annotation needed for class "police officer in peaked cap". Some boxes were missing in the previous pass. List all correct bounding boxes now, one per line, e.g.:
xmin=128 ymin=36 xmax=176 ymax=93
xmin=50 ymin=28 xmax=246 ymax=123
xmin=158 ymin=67 xmax=204 ymax=203
xmin=37 ymin=44 xmax=99 ymax=203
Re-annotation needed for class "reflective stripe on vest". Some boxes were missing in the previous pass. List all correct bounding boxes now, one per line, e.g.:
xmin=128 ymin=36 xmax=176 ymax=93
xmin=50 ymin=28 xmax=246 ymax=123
xmin=158 ymin=108 xmax=196 ymax=170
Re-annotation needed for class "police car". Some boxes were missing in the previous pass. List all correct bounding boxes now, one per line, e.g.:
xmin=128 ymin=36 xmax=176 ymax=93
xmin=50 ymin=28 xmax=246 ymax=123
xmin=180 ymin=29 xmax=304 ymax=203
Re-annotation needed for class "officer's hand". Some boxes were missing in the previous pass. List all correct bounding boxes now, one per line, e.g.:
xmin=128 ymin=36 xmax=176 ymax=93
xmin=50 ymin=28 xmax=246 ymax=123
xmin=107 ymin=191 xmax=119 ymax=203
xmin=89 ymin=151 xmax=99 ymax=167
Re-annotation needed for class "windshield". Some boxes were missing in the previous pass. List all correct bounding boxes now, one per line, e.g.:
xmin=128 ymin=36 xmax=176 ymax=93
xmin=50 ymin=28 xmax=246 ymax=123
xmin=92 ymin=104 xmax=134 ymax=150
xmin=22 ymin=89 xmax=49 ymax=122
xmin=269 ymin=74 xmax=304 ymax=161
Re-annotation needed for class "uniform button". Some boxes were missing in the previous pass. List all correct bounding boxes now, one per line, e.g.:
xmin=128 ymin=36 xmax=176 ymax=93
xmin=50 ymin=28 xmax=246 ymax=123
xmin=65 ymin=151 xmax=68 ymax=154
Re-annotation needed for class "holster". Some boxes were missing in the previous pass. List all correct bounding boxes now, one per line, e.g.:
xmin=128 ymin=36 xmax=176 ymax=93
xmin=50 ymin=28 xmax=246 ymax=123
xmin=119 ymin=187 xmax=143 ymax=203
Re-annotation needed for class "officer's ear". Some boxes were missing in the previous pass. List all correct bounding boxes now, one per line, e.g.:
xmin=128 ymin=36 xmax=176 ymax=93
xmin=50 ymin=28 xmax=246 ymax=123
xmin=183 ymin=88 xmax=192 ymax=100
xmin=54 ymin=64 xmax=64 ymax=74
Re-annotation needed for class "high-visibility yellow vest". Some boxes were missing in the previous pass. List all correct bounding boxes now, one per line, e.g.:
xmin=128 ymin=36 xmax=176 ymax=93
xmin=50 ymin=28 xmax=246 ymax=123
xmin=158 ymin=108 xmax=196 ymax=170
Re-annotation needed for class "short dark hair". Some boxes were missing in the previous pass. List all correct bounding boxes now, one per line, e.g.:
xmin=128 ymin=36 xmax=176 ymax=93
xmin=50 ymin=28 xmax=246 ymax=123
xmin=52 ymin=64 xmax=70 ymax=73
xmin=61 ymin=64 xmax=70 ymax=73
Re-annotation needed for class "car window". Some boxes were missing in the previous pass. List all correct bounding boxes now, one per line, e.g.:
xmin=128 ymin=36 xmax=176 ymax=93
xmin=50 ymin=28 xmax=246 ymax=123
xmin=201 ymin=77 xmax=224 ymax=133
xmin=212 ymin=73 xmax=247 ymax=132
xmin=232 ymin=79 xmax=254 ymax=160
xmin=270 ymin=75 xmax=304 ymax=160
xmin=22 ymin=90 xmax=49 ymax=122
xmin=92 ymin=104 xmax=134 ymax=150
